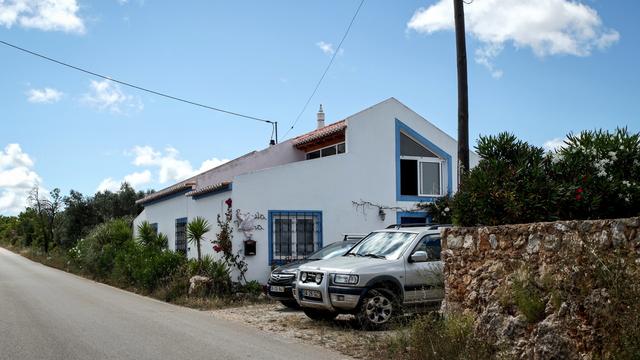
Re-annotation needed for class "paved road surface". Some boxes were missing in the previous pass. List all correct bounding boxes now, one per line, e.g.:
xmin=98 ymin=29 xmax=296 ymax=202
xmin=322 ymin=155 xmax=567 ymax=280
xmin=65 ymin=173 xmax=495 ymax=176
xmin=0 ymin=248 xmax=347 ymax=360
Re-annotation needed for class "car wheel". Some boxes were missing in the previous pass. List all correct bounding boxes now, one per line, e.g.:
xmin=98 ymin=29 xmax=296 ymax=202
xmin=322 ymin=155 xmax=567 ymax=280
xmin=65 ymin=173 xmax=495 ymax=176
xmin=356 ymin=288 xmax=400 ymax=330
xmin=280 ymin=300 xmax=300 ymax=309
xmin=303 ymin=308 xmax=338 ymax=321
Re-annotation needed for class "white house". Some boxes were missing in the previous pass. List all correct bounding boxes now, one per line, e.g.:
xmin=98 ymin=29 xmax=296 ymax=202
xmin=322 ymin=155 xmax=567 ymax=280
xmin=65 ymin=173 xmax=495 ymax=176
xmin=133 ymin=98 xmax=479 ymax=282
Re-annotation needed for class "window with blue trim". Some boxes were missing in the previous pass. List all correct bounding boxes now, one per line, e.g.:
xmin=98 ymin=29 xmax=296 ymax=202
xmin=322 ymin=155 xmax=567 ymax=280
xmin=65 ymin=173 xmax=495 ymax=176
xmin=271 ymin=211 xmax=321 ymax=262
xmin=399 ymin=132 xmax=444 ymax=197
xmin=175 ymin=218 xmax=187 ymax=256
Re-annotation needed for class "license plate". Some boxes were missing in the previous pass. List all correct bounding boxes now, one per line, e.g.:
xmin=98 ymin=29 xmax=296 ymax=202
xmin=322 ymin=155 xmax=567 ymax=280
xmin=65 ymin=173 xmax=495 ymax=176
xmin=302 ymin=289 xmax=322 ymax=299
xmin=270 ymin=285 xmax=285 ymax=293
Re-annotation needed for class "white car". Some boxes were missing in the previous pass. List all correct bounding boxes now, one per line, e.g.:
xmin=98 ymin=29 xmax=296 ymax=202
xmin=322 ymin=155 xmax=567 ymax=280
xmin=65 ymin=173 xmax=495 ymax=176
xmin=295 ymin=224 xmax=447 ymax=329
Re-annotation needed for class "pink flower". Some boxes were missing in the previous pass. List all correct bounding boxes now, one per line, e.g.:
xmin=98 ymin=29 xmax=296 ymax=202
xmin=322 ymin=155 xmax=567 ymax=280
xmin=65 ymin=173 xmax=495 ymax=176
xmin=213 ymin=244 xmax=222 ymax=253
xmin=225 ymin=198 xmax=232 ymax=208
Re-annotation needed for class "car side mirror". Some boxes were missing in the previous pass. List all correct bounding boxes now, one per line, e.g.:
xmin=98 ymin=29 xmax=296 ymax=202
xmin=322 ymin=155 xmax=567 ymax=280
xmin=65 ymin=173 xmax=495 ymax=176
xmin=410 ymin=250 xmax=428 ymax=263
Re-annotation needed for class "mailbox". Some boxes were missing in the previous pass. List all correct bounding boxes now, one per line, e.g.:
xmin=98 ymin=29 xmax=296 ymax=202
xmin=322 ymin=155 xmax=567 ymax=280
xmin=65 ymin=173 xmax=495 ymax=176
xmin=243 ymin=239 xmax=256 ymax=256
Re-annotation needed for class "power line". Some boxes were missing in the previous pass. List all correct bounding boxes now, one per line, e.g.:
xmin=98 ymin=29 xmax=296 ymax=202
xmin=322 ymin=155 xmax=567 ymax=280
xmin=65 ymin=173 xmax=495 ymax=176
xmin=0 ymin=39 xmax=274 ymax=125
xmin=282 ymin=0 xmax=366 ymax=139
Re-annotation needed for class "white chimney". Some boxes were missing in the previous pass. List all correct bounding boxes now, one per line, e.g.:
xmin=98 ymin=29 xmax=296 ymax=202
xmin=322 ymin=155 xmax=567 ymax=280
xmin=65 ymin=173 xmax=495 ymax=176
xmin=317 ymin=104 xmax=325 ymax=129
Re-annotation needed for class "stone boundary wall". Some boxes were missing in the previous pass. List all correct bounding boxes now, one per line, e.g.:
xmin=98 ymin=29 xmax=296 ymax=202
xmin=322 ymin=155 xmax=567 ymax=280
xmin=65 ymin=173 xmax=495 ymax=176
xmin=441 ymin=217 xmax=640 ymax=358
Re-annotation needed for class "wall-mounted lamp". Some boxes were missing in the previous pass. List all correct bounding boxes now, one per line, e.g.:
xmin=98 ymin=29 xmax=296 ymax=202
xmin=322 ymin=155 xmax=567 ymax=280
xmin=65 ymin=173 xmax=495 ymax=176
xmin=378 ymin=208 xmax=386 ymax=221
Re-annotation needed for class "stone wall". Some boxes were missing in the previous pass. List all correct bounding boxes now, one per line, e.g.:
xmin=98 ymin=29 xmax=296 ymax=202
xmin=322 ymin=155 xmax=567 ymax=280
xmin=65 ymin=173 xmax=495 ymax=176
xmin=442 ymin=217 xmax=640 ymax=359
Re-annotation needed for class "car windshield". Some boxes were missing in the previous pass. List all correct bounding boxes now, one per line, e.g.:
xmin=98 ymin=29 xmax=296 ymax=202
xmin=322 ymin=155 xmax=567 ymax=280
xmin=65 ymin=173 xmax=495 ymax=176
xmin=345 ymin=231 xmax=417 ymax=260
xmin=307 ymin=241 xmax=356 ymax=260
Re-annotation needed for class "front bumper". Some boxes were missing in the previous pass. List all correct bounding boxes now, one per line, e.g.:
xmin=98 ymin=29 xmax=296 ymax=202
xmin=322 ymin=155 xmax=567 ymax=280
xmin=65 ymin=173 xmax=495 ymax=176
xmin=266 ymin=283 xmax=295 ymax=301
xmin=296 ymin=274 xmax=365 ymax=312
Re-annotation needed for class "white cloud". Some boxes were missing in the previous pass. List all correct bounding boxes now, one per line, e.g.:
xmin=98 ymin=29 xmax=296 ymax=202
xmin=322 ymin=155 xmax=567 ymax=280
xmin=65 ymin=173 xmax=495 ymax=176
xmin=543 ymin=137 xmax=567 ymax=152
xmin=316 ymin=41 xmax=344 ymax=56
xmin=407 ymin=0 xmax=619 ymax=77
xmin=81 ymin=79 xmax=143 ymax=114
xmin=0 ymin=143 xmax=43 ymax=214
xmin=129 ymin=145 xmax=229 ymax=184
xmin=96 ymin=170 xmax=151 ymax=192
xmin=26 ymin=87 xmax=63 ymax=103
xmin=0 ymin=0 xmax=85 ymax=33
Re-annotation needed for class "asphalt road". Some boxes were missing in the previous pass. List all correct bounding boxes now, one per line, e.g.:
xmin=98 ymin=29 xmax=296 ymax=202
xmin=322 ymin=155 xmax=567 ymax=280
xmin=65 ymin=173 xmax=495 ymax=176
xmin=0 ymin=247 xmax=347 ymax=360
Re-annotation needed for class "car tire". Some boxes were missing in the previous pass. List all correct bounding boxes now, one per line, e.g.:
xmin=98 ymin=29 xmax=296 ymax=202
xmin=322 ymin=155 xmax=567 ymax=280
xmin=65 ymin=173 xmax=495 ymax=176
xmin=303 ymin=308 xmax=338 ymax=321
xmin=280 ymin=300 xmax=300 ymax=309
xmin=356 ymin=288 xmax=401 ymax=330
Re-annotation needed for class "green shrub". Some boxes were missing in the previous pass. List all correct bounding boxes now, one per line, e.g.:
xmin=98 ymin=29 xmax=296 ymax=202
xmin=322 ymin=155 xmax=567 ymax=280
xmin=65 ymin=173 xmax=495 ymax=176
xmin=136 ymin=221 xmax=168 ymax=250
xmin=453 ymin=133 xmax=555 ymax=226
xmin=385 ymin=312 xmax=493 ymax=360
xmin=69 ymin=218 xmax=133 ymax=278
xmin=452 ymin=129 xmax=639 ymax=226
xmin=511 ymin=268 xmax=546 ymax=323
xmin=240 ymin=280 xmax=263 ymax=296
xmin=113 ymin=243 xmax=186 ymax=292
xmin=551 ymin=128 xmax=640 ymax=220
xmin=186 ymin=255 xmax=232 ymax=296
xmin=417 ymin=195 xmax=453 ymax=224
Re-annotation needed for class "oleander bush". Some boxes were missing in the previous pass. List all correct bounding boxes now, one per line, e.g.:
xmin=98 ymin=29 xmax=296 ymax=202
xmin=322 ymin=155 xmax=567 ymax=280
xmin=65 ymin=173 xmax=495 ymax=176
xmin=453 ymin=128 xmax=640 ymax=226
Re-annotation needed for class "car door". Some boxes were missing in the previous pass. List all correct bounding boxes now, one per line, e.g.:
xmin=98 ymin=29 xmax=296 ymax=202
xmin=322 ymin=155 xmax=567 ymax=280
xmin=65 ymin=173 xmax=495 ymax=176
xmin=403 ymin=234 xmax=444 ymax=304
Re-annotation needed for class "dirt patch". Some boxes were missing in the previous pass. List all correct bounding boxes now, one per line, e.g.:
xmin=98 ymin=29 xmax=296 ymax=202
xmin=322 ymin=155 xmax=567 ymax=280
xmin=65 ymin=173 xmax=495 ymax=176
xmin=211 ymin=303 xmax=395 ymax=359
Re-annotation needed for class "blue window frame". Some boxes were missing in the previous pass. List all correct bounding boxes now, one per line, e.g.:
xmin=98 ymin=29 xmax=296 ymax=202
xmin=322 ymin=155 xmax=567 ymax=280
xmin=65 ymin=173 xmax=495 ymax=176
xmin=395 ymin=119 xmax=453 ymax=202
xmin=268 ymin=211 xmax=322 ymax=265
xmin=175 ymin=217 xmax=188 ymax=256
xmin=396 ymin=211 xmax=432 ymax=225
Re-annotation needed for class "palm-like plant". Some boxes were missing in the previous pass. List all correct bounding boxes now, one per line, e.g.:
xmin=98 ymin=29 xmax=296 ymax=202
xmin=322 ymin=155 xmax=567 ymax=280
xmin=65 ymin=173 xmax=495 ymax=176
xmin=187 ymin=217 xmax=211 ymax=261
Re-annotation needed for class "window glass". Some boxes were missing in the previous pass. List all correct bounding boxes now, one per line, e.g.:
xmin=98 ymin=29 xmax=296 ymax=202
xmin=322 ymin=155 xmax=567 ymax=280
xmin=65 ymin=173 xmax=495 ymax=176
xmin=400 ymin=133 xmax=438 ymax=157
xmin=308 ymin=240 xmax=356 ymax=260
xmin=420 ymin=162 xmax=441 ymax=195
xmin=412 ymin=234 xmax=441 ymax=260
xmin=321 ymin=146 xmax=337 ymax=157
xmin=346 ymin=231 xmax=417 ymax=260
xmin=175 ymin=218 xmax=187 ymax=255
xmin=296 ymin=219 xmax=315 ymax=257
xmin=306 ymin=151 xmax=320 ymax=160
xmin=337 ymin=143 xmax=346 ymax=154
xmin=400 ymin=159 xmax=418 ymax=196
xmin=274 ymin=219 xmax=292 ymax=257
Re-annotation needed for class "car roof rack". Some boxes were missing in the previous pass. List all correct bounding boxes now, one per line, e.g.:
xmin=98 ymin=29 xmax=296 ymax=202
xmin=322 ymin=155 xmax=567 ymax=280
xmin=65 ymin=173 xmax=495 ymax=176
xmin=385 ymin=223 xmax=452 ymax=230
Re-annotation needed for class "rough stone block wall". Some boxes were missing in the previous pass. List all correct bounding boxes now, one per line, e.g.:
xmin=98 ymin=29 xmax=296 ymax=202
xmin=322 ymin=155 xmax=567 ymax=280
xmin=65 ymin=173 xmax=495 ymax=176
xmin=442 ymin=217 xmax=640 ymax=359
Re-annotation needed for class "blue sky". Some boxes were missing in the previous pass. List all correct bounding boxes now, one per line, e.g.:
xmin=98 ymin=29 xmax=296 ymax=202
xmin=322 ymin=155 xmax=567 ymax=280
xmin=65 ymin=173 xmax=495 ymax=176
xmin=1 ymin=0 xmax=638 ymax=214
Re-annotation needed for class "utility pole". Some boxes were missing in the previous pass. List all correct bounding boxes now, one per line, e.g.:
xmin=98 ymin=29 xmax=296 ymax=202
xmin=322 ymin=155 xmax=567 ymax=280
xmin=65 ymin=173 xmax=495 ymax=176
xmin=453 ymin=0 xmax=470 ymax=181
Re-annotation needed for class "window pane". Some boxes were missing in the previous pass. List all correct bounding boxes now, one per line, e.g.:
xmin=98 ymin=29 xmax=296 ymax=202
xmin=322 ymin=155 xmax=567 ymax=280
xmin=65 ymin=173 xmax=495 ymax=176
xmin=274 ymin=219 xmax=292 ymax=257
xmin=296 ymin=218 xmax=315 ymax=257
xmin=400 ymin=133 xmax=438 ymax=158
xmin=420 ymin=162 xmax=441 ymax=195
xmin=321 ymin=146 xmax=337 ymax=157
xmin=400 ymin=159 xmax=418 ymax=196
xmin=306 ymin=151 xmax=320 ymax=160
xmin=337 ymin=143 xmax=346 ymax=154
xmin=175 ymin=219 xmax=187 ymax=255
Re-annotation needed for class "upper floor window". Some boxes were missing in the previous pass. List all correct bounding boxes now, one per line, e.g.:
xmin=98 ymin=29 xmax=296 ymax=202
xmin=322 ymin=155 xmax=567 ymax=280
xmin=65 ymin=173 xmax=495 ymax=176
xmin=306 ymin=142 xmax=345 ymax=160
xmin=399 ymin=133 xmax=443 ymax=197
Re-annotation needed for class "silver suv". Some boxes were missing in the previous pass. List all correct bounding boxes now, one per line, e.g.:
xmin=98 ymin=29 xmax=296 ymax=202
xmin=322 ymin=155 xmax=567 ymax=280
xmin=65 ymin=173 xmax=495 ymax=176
xmin=295 ymin=224 xmax=446 ymax=329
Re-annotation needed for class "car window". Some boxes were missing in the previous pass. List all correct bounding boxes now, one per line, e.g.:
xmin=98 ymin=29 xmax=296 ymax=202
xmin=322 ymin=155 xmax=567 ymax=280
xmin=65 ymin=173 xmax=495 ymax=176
xmin=412 ymin=234 xmax=441 ymax=261
xmin=346 ymin=231 xmax=417 ymax=260
xmin=307 ymin=241 xmax=356 ymax=260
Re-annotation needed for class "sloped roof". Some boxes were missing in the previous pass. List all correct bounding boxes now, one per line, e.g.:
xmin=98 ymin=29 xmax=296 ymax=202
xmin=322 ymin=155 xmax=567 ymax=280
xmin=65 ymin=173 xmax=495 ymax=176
xmin=135 ymin=182 xmax=195 ymax=205
xmin=185 ymin=181 xmax=231 ymax=198
xmin=292 ymin=120 xmax=346 ymax=148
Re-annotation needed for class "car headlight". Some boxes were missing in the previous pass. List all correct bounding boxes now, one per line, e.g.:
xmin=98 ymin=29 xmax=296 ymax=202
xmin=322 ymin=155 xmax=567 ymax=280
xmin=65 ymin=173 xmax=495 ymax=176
xmin=315 ymin=273 xmax=323 ymax=284
xmin=333 ymin=274 xmax=359 ymax=285
xmin=300 ymin=272 xmax=307 ymax=282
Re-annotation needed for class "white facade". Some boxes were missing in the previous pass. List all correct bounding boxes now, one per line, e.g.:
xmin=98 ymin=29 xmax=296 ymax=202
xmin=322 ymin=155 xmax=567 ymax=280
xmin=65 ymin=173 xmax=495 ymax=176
xmin=134 ymin=98 xmax=479 ymax=282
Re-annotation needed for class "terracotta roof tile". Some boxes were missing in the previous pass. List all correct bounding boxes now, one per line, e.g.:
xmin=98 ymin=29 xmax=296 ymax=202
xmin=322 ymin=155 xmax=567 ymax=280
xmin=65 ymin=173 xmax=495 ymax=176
xmin=185 ymin=182 xmax=232 ymax=198
xmin=292 ymin=120 xmax=346 ymax=148
xmin=136 ymin=182 xmax=195 ymax=205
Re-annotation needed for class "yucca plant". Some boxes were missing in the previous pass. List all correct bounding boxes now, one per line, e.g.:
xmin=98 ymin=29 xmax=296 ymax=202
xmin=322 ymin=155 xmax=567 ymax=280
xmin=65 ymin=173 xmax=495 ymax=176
xmin=187 ymin=217 xmax=211 ymax=261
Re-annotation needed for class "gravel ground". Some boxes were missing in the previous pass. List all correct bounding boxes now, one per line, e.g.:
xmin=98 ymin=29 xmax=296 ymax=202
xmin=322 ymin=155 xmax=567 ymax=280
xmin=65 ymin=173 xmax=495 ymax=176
xmin=211 ymin=303 xmax=395 ymax=359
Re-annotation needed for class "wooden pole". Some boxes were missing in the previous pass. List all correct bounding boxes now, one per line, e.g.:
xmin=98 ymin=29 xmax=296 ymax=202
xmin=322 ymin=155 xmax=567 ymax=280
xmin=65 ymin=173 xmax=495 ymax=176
xmin=453 ymin=0 xmax=470 ymax=181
